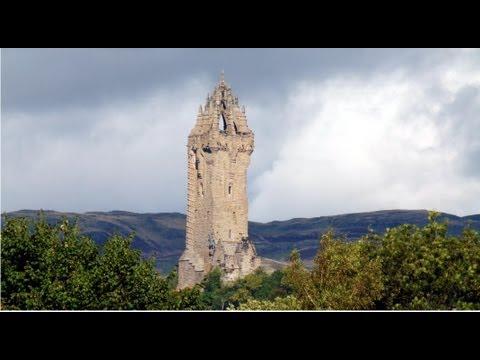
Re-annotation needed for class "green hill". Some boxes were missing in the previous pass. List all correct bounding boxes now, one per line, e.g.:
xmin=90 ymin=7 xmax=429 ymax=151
xmin=4 ymin=209 xmax=479 ymax=273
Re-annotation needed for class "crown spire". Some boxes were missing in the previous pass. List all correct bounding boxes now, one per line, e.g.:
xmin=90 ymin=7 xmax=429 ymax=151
xmin=190 ymin=72 xmax=252 ymax=138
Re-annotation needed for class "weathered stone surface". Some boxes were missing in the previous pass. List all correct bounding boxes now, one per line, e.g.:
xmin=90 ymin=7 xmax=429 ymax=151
xmin=177 ymin=73 xmax=260 ymax=289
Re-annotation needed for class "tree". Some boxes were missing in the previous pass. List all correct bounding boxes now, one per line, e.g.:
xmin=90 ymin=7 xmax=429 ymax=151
xmin=378 ymin=211 xmax=480 ymax=309
xmin=1 ymin=214 xmax=202 ymax=310
xmin=226 ymin=268 xmax=290 ymax=307
xmin=167 ymin=286 xmax=205 ymax=310
xmin=198 ymin=267 xmax=292 ymax=310
xmin=92 ymin=234 xmax=173 ymax=310
xmin=281 ymin=249 xmax=317 ymax=309
xmin=198 ymin=267 xmax=228 ymax=309
xmin=282 ymin=232 xmax=383 ymax=310
xmin=1 ymin=215 xmax=99 ymax=309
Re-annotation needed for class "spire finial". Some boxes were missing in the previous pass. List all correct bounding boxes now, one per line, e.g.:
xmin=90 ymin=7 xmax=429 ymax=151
xmin=220 ymin=70 xmax=225 ymax=84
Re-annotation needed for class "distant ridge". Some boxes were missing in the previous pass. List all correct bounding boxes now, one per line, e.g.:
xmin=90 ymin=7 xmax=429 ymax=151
xmin=4 ymin=209 xmax=479 ymax=273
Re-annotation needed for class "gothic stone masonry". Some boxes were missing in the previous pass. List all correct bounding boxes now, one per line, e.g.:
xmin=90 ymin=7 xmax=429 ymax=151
xmin=177 ymin=73 xmax=261 ymax=289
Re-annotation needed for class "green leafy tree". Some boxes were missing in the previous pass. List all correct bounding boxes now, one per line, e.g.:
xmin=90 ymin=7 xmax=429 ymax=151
xmin=198 ymin=267 xmax=232 ymax=310
xmin=91 ymin=234 xmax=171 ymax=309
xmin=226 ymin=268 xmax=290 ymax=307
xmin=1 ymin=215 xmax=99 ymax=309
xmin=1 ymin=214 xmax=202 ymax=310
xmin=199 ymin=267 xmax=292 ymax=310
xmin=311 ymin=231 xmax=383 ymax=309
xmin=168 ymin=286 xmax=205 ymax=310
xmin=378 ymin=211 xmax=480 ymax=309
xmin=282 ymin=232 xmax=383 ymax=310
xmin=281 ymin=249 xmax=317 ymax=309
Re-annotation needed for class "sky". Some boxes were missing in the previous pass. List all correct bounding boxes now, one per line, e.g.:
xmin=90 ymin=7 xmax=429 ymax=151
xmin=1 ymin=48 xmax=479 ymax=222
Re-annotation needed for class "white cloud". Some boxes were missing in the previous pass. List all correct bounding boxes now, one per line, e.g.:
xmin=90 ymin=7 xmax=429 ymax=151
xmin=250 ymin=51 xmax=480 ymax=221
xmin=2 ymin=49 xmax=480 ymax=222
xmin=2 ymin=77 xmax=210 ymax=213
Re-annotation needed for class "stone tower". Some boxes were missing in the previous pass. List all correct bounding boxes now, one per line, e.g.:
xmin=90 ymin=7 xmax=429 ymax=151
xmin=177 ymin=73 xmax=260 ymax=289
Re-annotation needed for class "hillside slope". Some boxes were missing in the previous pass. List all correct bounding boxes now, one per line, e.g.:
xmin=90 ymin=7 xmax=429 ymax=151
xmin=4 ymin=209 xmax=479 ymax=273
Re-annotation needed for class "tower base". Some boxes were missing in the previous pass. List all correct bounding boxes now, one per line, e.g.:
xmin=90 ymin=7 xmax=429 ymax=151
xmin=177 ymin=237 xmax=261 ymax=290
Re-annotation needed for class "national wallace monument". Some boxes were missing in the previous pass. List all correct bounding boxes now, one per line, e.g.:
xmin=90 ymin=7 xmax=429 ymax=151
xmin=177 ymin=73 xmax=261 ymax=289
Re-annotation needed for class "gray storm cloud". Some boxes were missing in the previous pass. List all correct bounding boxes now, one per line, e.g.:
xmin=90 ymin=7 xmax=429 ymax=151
xmin=1 ymin=48 xmax=479 ymax=221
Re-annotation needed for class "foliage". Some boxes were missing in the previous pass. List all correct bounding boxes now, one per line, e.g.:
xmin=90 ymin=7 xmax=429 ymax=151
xmin=283 ymin=231 xmax=383 ymax=310
xmin=377 ymin=211 xmax=480 ymax=310
xmin=2 ymin=211 xmax=479 ymax=310
xmin=199 ymin=267 xmax=291 ymax=310
xmin=198 ymin=267 xmax=228 ymax=310
xmin=167 ymin=286 xmax=205 ymax=310
xmin=282 ymin=249 xmax=316 ymax=309
xmin=234 ymin=295 xmax=301 ymax=310
xmin=0 ymin=214 xmax=202 ymax=310
xmin=282 ymin=212 xmax=480 ymax=310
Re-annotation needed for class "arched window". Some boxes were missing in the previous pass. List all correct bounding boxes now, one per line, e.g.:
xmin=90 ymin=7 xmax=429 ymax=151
xmin=219 ymin=113 xmax=227 ymax=131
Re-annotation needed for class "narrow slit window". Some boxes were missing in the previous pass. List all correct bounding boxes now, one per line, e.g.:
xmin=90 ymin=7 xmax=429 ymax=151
xmin=219 ymin=113 xmax=227 ymax=131
xmin=228 ymin=185 xmax=232 ymax=195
